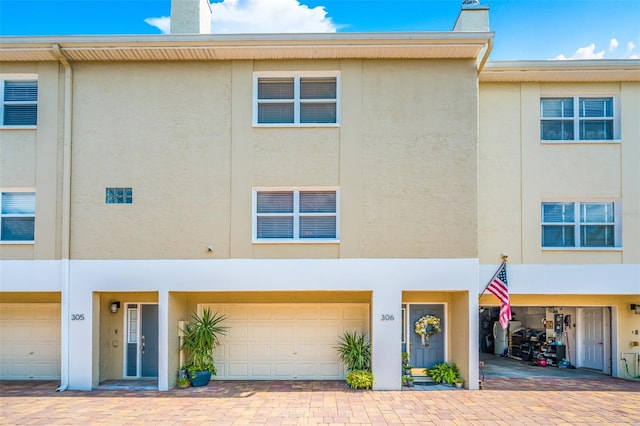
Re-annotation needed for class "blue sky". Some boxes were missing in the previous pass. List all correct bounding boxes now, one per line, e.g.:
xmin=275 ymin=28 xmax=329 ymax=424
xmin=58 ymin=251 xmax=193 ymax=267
xmin=1 ymin=0 xmax=639 ymax=60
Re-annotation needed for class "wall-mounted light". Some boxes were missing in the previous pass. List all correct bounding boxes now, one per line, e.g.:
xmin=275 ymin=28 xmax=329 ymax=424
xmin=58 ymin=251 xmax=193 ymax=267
xmin=110 ymin=301 xmax=121 ymax=313
xmin=631 ymin=304 xmax=640 ymax=315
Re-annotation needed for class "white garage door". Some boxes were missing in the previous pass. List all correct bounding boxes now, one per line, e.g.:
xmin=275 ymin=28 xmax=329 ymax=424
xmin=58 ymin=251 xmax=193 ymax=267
xmin=202 ymin=303 xmax=369 ymax=380
xmin=0 ymin=304 xmax=61 ymax=380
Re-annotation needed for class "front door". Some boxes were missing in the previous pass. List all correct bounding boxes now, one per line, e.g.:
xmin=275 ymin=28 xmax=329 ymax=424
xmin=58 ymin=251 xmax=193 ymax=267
xmin=580 ymin=307 xmax=604 ymax=370
xmin=125 ymin=303 xmax=158 ymax=378
xmin=409 ymin=304 xmax=445 ymax=369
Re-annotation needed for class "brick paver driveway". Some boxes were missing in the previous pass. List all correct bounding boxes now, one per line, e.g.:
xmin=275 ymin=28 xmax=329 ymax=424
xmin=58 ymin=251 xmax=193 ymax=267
xmin=1 ymin=378 xmax=639 ymax=425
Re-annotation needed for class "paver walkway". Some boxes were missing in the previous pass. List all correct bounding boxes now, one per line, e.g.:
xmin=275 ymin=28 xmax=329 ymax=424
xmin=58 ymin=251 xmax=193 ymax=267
xmin=1 ymin=378 xmax=639 ymax=425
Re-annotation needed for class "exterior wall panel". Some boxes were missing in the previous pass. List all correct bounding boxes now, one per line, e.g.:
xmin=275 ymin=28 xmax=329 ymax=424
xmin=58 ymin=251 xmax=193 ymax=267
xmin=359 ymin=60 xmax=479 ymax=259
xmin=70 ymin=62 xmax=233 ymax=260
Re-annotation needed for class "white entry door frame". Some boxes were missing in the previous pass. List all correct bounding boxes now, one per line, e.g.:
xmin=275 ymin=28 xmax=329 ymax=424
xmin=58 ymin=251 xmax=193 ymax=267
xmin=577 ymin=307 xmax=611 ymax=375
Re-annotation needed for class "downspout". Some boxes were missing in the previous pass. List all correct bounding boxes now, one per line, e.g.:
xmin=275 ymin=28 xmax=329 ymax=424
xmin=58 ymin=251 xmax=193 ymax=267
xmin=52 ymin=43 xmax=72 ymax=392
xmin=478 ymin=36 xmax=493 ymax=75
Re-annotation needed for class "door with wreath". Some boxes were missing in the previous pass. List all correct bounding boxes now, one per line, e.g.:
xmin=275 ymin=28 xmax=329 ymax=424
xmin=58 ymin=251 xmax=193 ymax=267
xmin=409 ymin=304 xmax=445 ymax=369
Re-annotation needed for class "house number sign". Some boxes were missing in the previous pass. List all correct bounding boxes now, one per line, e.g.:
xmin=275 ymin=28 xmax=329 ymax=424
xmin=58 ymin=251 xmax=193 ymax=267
xmin=71 ymin=314 xmax=85 ymax=321
xmin=380 ymin=314 xmax=395 ymax=321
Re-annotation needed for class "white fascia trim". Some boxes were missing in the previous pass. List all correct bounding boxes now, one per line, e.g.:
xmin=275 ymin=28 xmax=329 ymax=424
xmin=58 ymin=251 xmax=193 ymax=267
xmin=479 ymin=263 xmax=640 ymax=295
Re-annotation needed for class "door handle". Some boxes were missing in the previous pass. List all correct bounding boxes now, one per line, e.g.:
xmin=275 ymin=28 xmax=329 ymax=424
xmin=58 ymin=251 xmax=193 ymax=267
xmin=141 ymin=335 xmax=146 ymax=354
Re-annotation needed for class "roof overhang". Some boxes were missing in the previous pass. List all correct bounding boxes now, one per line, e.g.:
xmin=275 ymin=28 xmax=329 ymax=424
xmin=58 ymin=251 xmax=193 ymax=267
xmin=480 ymin=60 xmax=640 ymax=83
xmin=0 ymin=32 xmax=493 ymax=63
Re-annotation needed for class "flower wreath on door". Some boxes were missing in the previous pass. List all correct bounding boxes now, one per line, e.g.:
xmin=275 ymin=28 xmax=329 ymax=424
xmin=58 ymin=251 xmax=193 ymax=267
xmin=414 ymin=314 xmax=442 ymax=347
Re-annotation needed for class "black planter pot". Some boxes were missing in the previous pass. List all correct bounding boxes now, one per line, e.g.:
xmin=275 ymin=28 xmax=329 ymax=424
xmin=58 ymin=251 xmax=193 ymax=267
xmin=188 ymin=370 xmax=212 ymax=387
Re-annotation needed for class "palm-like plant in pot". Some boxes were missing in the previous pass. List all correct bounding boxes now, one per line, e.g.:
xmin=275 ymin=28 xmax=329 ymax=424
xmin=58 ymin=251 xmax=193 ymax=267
xmin=180 ymin=308 xmax=227 ymax=387
xmin=336 ymin=331 xmax=373 ymax=389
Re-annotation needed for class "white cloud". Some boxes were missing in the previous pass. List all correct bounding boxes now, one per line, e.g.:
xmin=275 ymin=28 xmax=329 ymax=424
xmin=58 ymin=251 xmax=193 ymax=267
xmin=609 ymin=38 xmax=618 ymax=52
xmin=627 ymin=41 xmax=636 ymax=54
xmin=551 ymin=43 xmax=605 ymax=60
xmin=144 ymin=17 xmax=171 ymax=34
xmin=145 ymin=0 xmax=336 ymax=34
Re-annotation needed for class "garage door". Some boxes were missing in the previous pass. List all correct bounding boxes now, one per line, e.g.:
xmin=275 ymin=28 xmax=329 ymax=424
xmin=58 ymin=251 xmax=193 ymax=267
xmin=0 ymin=304 xmax=61 ymax=380
xmin=202 ymin=303 xmax=369 ymax=380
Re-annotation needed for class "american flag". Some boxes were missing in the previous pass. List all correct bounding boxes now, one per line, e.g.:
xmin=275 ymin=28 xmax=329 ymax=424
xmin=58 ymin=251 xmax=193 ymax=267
xmin=486 ymin=262 xmax=511 ymax=330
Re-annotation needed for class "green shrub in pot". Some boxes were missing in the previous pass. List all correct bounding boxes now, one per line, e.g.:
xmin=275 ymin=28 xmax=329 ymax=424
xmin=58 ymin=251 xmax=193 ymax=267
xmin=336 ymin=331 xmax=371 ymax=371
xmin=180 ymin=308 xmax=228 ymax=386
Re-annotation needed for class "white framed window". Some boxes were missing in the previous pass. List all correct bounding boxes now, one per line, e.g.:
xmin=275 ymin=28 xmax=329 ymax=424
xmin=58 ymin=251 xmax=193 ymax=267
xmin=253 ymin=72 xmax=339 ymax=126
xmin=1 ymin=76 xmax=38 ymax=127
xmin=1 ymin=191 xmax=35 ymax=242
xmin=127 ymin=306 xmax=138 ymax=344
xmin=253 ymin=188 xmax=339 ymax=242
xmin=540 ymin=96 xmax=618 ymax=141
xmin=541 ymin=201 xmax=621 ymax=248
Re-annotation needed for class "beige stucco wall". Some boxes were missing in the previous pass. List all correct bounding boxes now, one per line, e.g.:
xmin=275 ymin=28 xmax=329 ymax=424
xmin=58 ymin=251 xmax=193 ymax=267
xmin=70 ymin=62 xmax=232 ymax=260
xmin=479 ymin=82 xmax=640 ymax=264
xmin=64 ymin=58 xmax=478 ymax=260
xmin=0 ymin=62 xmax=62 ymax=260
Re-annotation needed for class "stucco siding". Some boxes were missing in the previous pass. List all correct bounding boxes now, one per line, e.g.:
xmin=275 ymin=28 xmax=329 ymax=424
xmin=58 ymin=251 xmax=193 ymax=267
xmin=70 ymin=62 xmax=233 ymax=259
xmin=479 ymin=81 xmax=638 ymax=265
xmin=1 ymin=63 xmax=61 ymax=260
xmin=359 ymin=60 xmax=479 ymax=258
xmin=64 ymin=58 xmax=480 ymax=260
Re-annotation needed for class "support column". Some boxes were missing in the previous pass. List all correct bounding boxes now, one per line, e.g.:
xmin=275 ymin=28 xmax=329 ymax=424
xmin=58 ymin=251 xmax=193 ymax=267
xmin=158 ymin=290 xmax=169 ymax=391
xmin=67 ymin=286 xmax=94 ymax=390
xmin=371 ymin=287 xmax=403 ymax=390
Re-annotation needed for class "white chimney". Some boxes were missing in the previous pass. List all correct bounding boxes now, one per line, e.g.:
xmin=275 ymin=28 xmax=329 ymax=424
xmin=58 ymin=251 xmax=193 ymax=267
xmin=453 ymin=1 xmax=490 ymax=32
xmin=170 ymin=0 xmax=212 ymax=34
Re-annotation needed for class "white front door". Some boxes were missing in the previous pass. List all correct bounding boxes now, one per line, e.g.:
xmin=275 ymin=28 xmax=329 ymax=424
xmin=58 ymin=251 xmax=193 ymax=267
xmin=580 ymin=308 xmax=604 ymax=370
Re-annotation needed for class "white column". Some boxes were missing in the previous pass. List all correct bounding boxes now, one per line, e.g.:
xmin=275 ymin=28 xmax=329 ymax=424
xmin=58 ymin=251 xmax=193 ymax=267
xmin=158 ymin=290 xmax=169 ymax=391
xmin=67 ymin=286 xmax=94 ymax=390
xmin=371 ymin=287 xmax=403 ymax=390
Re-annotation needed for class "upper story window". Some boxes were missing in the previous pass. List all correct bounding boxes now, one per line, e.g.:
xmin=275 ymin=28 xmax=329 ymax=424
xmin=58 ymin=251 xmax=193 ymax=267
xmin=1 ymin=78 xmax=38 ymax=127
xmin=105 ymin=187 xmax=133 ymax=204
xmin=253 ymin=188 xmax=339 ymax=242
xmin=254 ymin=72 xmax=339 ymax=126
xmin=541 ymin=201 xmax=620 ymax=248
xmin=1 ymin=191 xmax=35 ymax=242
xmin=540 ymin=97 xmax=618 ymax=141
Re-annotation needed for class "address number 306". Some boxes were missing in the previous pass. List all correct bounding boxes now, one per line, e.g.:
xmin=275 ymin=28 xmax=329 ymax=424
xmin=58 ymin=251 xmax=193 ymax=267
xmin=380 ymin=314 xmax=394 ymax=321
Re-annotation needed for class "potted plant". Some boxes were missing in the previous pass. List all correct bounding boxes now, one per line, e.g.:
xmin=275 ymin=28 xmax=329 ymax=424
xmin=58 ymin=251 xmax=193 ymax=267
xmin=180 ymin=308 xmax=228 ymax=387
xmin=345 ymin=370 xmax=374 ymax=389
xmin=336 ymin=331 xmax=372 ymax=389
xmin=176 ymin=369 xmax=190 ymax=389
xmin=453 ymin=377 xmax=464 ymax=389
xmin=336 ymin=331 xmax=371 ymax=371
xmin=427 ymin=362 xmax=460 ymax=385
xmin=402 ymin=375 xmax=415 ymax=387
xmin=401 ymin=352 xmax=412 ymax=375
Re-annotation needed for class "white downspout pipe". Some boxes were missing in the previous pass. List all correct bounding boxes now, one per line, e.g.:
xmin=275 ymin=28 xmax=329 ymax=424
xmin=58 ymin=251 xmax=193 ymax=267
xmin=52 ymin=43 xmax=72 ymax=392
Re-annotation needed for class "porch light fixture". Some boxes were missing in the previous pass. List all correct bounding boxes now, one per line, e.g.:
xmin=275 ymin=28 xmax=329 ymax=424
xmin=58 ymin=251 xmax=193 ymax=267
xmin=110 ymin=301 xmax=121 ymax=313
xmin=631 ymin=304 xmax=640 ymax=315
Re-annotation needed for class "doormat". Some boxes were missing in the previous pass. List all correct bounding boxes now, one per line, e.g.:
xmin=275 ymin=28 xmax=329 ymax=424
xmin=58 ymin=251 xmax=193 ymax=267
xmin=414 ymin=381 xmax=439 ymax=386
